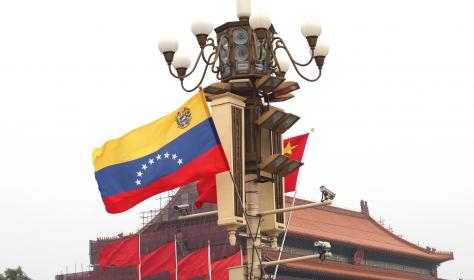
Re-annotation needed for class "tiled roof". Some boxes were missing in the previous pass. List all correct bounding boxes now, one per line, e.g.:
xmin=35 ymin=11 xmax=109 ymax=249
xmin=286 ymin=198 xmax=453 ymax=262
xmin=266 ymin=252 xmax=444 ymax=280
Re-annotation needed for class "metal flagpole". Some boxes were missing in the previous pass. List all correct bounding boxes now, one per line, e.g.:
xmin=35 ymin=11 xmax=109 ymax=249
xmin=272 ymin=190 xmax=297 ymax=279
xmin=240 ymin=245 xmax=243 ymax=266
xmin=175 ymin=235 xmax=178 ymax=280
xmin=208 ymin=240 xmax=212 ymax=280
xmin=138 ymin=233 xmax=142 ymax=280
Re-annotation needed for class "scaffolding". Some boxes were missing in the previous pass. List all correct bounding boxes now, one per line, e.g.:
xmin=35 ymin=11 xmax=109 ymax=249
xmin=139 ymin=189 xmax=180 ymax=228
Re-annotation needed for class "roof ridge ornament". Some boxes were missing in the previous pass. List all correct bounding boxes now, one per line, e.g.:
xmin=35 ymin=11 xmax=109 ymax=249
xmin=360 ymin=200 xmax=369 ymax=216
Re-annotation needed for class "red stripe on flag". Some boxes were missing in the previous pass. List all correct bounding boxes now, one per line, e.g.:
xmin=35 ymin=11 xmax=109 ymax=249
xmin=103 ymin=145 xmax=229 ymax=213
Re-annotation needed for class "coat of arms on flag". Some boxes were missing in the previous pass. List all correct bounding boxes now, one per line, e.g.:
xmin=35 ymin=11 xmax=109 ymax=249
xmin=176 ymin=107 xmax=192 ymax=129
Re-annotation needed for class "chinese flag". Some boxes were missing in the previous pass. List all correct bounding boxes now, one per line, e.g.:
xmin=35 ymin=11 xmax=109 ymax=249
xmin=178 ymin=247 xmax=209 ymax=280
xmin=140 ymin=241 xmax=176 ymax=279
xmin=283 ymin=133 xmax=309 ymax=192
xmin=99 ymin=235 xmax=139 ymax=269
xmin=206 ymin=251 xmax=241 ymax=280
xmin=195 ymin=132 xmax=310 ymax=206
xmin=195 ymin=175 xmax=217 ymax=208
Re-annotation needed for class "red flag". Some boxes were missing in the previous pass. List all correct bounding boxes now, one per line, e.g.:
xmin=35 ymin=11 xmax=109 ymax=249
xmin=195 ymin=175 xmax=217 ymax=208
xmin=140 ymin=241 xmax=176 ymax=278
xmin=283 ymin=133 xmax=309 ymax=192
xmin=99 ymin=235 xmax=139 ymax=268
xmin=178 ymin=247 xmax=209 ymax=280
xmin=206 ymin=251 xmax=241 ymax=280
xmin=195 ymin=132 xmax=310 ymax=206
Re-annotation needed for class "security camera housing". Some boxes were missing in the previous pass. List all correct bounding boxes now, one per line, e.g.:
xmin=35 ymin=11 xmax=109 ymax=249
xmin=320 ymin=185 xmax=336 ymax=202
xmin=174 ymin=204 xmax=190 ymax=216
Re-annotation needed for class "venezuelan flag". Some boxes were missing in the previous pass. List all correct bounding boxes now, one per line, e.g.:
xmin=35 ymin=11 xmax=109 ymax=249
xmin=92 ymin=92 xmax=229 ymax=213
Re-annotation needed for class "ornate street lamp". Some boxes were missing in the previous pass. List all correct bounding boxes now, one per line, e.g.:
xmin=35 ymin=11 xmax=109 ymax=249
xmin=157 ymin=1 xmax=329 ymax=97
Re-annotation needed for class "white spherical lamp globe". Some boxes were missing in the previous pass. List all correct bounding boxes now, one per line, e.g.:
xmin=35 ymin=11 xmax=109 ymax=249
xmin=277 ymin=58 xmax=290 ymax=73
xmin=315 ymin=42 xmax=330 ymax=56
xmin=249 ymin=11 xmax=272 ymax=30
xmin=158 ymin=37 xmax=179 ymax=53
xmin=191 ymin=20 xmax=213 ymax=36
xmin=236 ymin=0 xmax=251 ymax=19
xmin=172 ymin=54 xmax=191 ymax=69
xmin=301 ymin=20 xmax=322 ymax=37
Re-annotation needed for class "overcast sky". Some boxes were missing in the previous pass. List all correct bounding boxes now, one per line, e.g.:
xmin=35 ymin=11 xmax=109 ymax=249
xmin=1 ymin=0 xmax=473 ymax=279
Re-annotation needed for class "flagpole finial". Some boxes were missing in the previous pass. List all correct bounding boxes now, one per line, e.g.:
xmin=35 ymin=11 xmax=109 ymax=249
xmin=311 ymin=128 xmax=315 ymax=133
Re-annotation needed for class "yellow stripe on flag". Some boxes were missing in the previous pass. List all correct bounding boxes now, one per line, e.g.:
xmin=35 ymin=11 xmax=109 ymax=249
xmin=92 ymin=91 xmax=210 ymax=171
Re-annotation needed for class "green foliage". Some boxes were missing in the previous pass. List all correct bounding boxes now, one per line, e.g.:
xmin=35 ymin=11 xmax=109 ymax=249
xmin=0 ymin=266 xmax=32 ymax=280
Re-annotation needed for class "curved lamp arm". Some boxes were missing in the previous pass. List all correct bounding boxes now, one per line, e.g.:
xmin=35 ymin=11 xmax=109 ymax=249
xmin=271 ymin=37 xmax=322 ymax=82
xmin=272 ymin=36 xmax=314 ymax=67
xmin=180 ymin=52 xmax=217 ymax=92
xmin=168 ymin=37 xmax=222 ymax=83
xmin=200 ymin=38 xmax=217 ymax=64
xmin=168 ymin=48 xmax=205 ymax=79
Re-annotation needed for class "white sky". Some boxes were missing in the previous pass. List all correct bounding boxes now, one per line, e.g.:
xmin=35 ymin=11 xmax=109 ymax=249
xmin=1 ymin=0 xmax=473 ymax=279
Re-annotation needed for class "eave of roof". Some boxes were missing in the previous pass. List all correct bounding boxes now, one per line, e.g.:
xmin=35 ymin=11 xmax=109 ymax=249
xmin=285 ymin=197 xmax=453 ymax=262
xmin=266 ymin=252 xmax=444 ymax=280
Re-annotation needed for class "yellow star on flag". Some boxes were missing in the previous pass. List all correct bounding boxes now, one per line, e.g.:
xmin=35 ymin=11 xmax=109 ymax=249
xmin=284 ymin=141 xmax=298 ymax=155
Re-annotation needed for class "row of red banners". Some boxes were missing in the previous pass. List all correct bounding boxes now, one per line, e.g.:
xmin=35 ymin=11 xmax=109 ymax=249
xmin=99 ymin=235 xmax=241 ymax=280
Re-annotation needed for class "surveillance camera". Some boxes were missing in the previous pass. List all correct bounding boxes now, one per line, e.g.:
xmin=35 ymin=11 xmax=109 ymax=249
xmin=174 ymin=204 xmax=189 ymax=210
xmin=174 ymin=204 xmax=190 ymax=216
xmin=314 ymin=240 xmax=332 ymax=260
xmin=314 ymin=241 xmax=331 ymax=251
xmin=320 ymin=186 xmax=336 ymax=202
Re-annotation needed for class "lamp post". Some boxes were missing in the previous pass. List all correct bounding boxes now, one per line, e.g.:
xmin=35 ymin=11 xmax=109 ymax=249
xmin=158 ymin=0 xmax=330 ymax=279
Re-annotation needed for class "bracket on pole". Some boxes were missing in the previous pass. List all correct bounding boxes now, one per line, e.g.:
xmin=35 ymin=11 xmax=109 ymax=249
xmin=257 ymin=200 xmax=333 ymax=217
xmin=261 ymin=252 xmax=332 ymax=267
xmin=176 ymin=210 xmax=218 ymax=221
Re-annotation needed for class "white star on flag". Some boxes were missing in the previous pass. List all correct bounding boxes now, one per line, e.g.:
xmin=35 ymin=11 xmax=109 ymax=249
xmin=133 ymin=151 xmax=185 ymax=186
